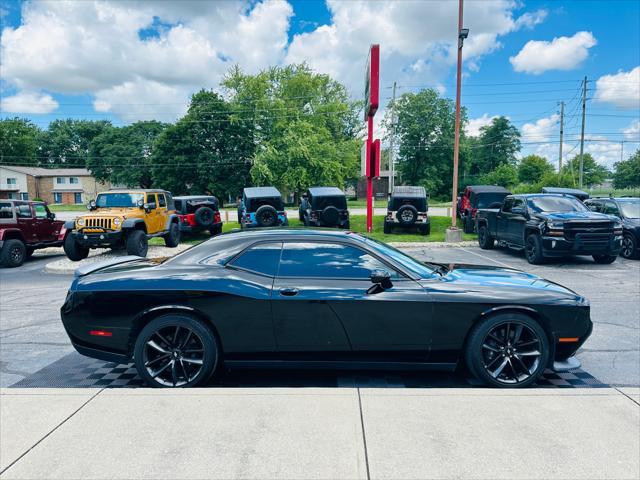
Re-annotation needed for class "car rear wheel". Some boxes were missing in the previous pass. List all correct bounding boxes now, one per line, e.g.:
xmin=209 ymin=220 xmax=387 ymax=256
xmin=463 ymin=213 xmax=475 ymax=234
xmin=383 ymin=220 xmax=392 ymax=234
xmin=209 ymin=224 xmax=222 ymax=237
xmin=0 ymin=239 xmax=26 ymax=268
xmin=126 ymin=229 xmax=148 ymax=257
xmin=163 ymin=222 xmax=180 ymax=248
xmin=525 ymin=233 xmax=544 ymax=264
xmin=620 ymin=234 xmax=638 ymax=259
xmin=465 ymin=313 xmax=549 ymax=388
xmin=134 ymin=315 xmax=219 ymax=388
xmin=418 ymin=223 xmax=430 ymax=235
xmin=478 ymin=225 xmax=495 ymax=249
xmin=63 ymin=234 xmax=89 ymax=262
xmin=593 ymin=254 xmax=617 ymax=264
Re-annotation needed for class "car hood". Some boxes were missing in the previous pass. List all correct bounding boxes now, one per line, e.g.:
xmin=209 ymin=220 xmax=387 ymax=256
xmin=534 ymin=211 xmax=615 ymax=222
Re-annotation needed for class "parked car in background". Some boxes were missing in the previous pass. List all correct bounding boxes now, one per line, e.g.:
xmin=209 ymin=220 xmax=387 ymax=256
xmin=458 ymin=185 xmax=511 ymax=233
xmin=476 ymin=194 xmax=622 ymax=264
xmin=585 ymin=197 xmax=640 ymax=259
xmin=384 ymin=186 xmax=430 ymax=235
xmin=174 ymin=196 xmax=223 ymax=237
xmin=61 ymin=228 xmax=592 ymax=388
xmin=542 ymin=187 xmax=590 ymax=202
xmin=299 ymin=187 xmax=349 ymax=229
xmin=0 ymin=200 xmax=67 ymax=267
xmin=239 ymin=187 xmax=288 ymax=229
xmin=63 ymin=189 xmax=180 ymax=261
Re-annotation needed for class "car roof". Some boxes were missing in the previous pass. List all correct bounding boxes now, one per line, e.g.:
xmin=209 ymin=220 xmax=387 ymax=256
xmin=104 ymin=189 xmax=168 ymax=194
xmin=173 ymin=196 xmax=216 ymax=201
xmin=541 ymin=187 xmax=589 ymax=196
xmin=512 ymin=193 xmax=578 ymax=199
xmin=243 ymin=187 xmax=282 ymax=198
xmin=392 ymin=186 xmax=426 ymax=197
xmin=308 ymin=186 xmax=345 ymax=197
xmin=466 ymin=185 xmax=511 ymax=193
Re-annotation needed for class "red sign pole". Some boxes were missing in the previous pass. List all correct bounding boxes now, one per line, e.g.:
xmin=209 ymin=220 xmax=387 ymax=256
xmin=366 ymin=115 xmax=374 ymax=232
xmin=364 ymin=44 xmax=379 ymax=233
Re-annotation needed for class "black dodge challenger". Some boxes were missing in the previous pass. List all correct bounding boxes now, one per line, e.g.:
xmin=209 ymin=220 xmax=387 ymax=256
xmin=61 ymin=229 xmax=592 ymax=388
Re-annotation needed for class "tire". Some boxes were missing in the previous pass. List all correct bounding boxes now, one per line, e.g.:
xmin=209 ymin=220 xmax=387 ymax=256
xmin=320 ymin=206 xmax=340 ymax=227
xmin=342 ymin=220 xmax=350 ymax=230
xmin=255 ymin=205 xmax=278 ymax=227
xmin=396 ymin=205 xmax=418 ymax=226
xmin=209 ymin=224 xmax=222 ymax=237
xmin=593 ymin=254 xmax=617 ymax=264
xmin=194 ymin=207 xmax=215 ymax=227
xmin=163 ymin=222 xmax=180 ymax=248
xmin=463 ymin=213 xmax=475 ymax=234
xmin=0 ymin=239 xmax=26 ymax=268
xmin=133 ymin=314 xmax=219 ymax=388
xmin=525 ymin=233 xmax=544 ymax=265
xmin=63 ymin=234 xmax=89 ymax=262
xmin=303 ymin=215 xmax=310 ymax=227
xmin=418 ymin=223 xmax=429 ymax=235
xmin=620 ymin=233 xmax=638 ymax=259
xmin=126 ymin=229 xmax=148 ymax=257
xmin=465 ymin=313 xmax=550 ymax=388
xmin=383 ymin=221 xmax=392 ymax=234
xmin=478 ymin=224 xmax=495 ymax=250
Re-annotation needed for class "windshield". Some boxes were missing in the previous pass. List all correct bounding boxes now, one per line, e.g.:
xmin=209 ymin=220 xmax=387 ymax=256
xmin=527 ymin=196 xmax=588 ymax=213
xmin=96 ymin=193 xmax=144 ymax=208
xmin=619 ymin=200 xmax=640 ymax=218
xmin=358 ymin=235 xmax=435 ymax=278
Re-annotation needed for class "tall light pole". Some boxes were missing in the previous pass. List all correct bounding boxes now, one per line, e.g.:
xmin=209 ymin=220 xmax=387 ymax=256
xmin=448 ymin=0 xmax=468 ymax=240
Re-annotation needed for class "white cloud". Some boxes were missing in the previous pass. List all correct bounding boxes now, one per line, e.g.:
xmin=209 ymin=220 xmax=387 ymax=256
xmin=1 ymin=91 xmax=59 ymax=114
xmin=522 ymin=114 xmax=559 ymax=141
xmin=622 ymin=119 xmax=640 ymax=141
xmin=509 ymin=31 xmax=597 ymax=75
xmin=466 ymin=114 xmax=496 ymax=137
xmin=594 ymin=67 xmax=640 ymax=110
xmin=513 ymin=10 xmax=548 ymax=30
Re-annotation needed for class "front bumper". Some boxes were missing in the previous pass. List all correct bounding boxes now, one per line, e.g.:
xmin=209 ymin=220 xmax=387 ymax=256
xmin=541 ymin=234 xmax=621 ymax=257
xmin=72 ymin=230 xmax=123 ymax=248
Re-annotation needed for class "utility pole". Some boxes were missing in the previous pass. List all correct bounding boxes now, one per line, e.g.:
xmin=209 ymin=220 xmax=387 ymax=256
xmin=388 ymin=81 xmax=397 ymax=195
xmin=579 ymin=76 xmax=587 ymax=188
xmin=558 ymin=101 xmax=564 ymax=172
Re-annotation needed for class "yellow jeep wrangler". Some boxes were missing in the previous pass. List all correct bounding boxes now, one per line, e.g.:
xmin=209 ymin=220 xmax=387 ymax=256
xmin=63 ymin=189 xmax=180 ymax=261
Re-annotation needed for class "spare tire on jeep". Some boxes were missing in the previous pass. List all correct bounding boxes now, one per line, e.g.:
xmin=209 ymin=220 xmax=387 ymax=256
xmin=255 ymin=205 xmax=278 ymax=227
xmin=396 ymin=205 xmax=418 ymax=226
xmin=320 ymin=206 xmax=340 ymax=227
xmin=194 ymin=206 xmax=214 ymax=227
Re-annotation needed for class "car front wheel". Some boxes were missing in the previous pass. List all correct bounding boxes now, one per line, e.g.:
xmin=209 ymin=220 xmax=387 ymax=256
xmin=126 ymin=230 xmax=148 ymax=257
xmin=478 ymin=225 xmax=495 ymax=250
xmin=525 ymin=233 xmax=544 ymax=264
xmin=593 ymin=254 xmax=617 ymax=264
xmin=620 ymin=234 xmax=638 ymax=259
xmin=133 ymin=314 xmax=219 ymax=388
xmin=63 ymin=234 xmax=89 ymax=262
xmin=465 ymin=313 xmax=549 ymax=388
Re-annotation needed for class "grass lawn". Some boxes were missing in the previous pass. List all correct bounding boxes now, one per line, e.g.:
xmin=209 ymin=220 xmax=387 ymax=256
xmin=151 ymin=215 xmax=475 ymax=246
xmin=48 ymin=204 xmax=89 ymax=212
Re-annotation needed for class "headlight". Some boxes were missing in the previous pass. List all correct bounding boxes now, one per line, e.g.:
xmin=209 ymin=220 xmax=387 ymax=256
xmin=113 ymin=218 xmax=121 ymax=226
xmin=547 ymin=222 xmax=563 ymax=229
xmin=614 ymin=221 xmax=623 ymax=234
xmin=76 ymin=218 xmax=85 ymax=227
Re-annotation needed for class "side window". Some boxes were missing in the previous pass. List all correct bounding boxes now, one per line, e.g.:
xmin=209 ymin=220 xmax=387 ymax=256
xmin=228 ymin=242 xmax=282 ymax=277
xmin=0 ymin=202 xmax=13 ymax=219
xmin=603 ymin=202 xmax=620 ymax=216
xmin=511 ymin=198 xmax=525 ymax=212
xmin=16 ymin=204 xmax=32 ymax=218
xmin=278 ymin=242 xmax=399 ymax=279
xmin=584 ymin=201 xmax=598 ymax=212
xmin=34 ymin=204 xmax=47 ymax=219
xmin=158 ymin=194 xmax=167 ymax=208
xmin=501 ymin=198 xmax=514 ymax=213
xmin=146 ymin=194 xmax=157 ymax=207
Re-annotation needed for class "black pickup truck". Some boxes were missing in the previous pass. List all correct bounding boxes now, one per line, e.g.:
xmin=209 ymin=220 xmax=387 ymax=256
xmin=476 ymin=194 xmax=623 ymax=264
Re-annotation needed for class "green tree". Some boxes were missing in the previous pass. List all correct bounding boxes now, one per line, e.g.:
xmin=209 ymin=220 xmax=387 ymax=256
xmin=40 ymin=119 xmax=112 ymax=166
xmin=0 ymin=118 xmax=41 ymax=165
xmin=518 ymin=154 xmax=554 ymax=183
xmin=472 ymin=116 xmax=521 ymax=174
xmin=562 ymin=153 xmax=609 ymax=187
xmin=152 ymin=90 xmax=255 ymax=199
xmin=387 ymin=88 xmax=468 ymax=198
xmin=480 ymin=163 xmax=518 ymax=188
xmin=87 ymin=121 xmax=167 ymax=188
xmin=612 ymin=149 xmax=640 ymax=188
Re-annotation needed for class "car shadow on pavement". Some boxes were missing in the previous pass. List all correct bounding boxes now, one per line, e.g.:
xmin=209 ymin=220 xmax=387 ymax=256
xmin=10 ymin=352 xmax=608 ymax=389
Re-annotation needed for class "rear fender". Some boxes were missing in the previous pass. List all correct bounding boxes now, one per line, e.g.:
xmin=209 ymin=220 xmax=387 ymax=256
xmin=0 ymin=228 xmax=24 ymax=242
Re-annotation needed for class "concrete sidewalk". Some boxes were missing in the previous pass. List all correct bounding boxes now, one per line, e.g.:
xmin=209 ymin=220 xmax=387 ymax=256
xmin=1 ymin=387 xmax=638 ymax=480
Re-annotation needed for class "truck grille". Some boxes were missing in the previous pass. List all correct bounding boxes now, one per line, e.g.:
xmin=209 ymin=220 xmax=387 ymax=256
xmin=84 ymin=218 xmax=113 ymax=230
xmin=564 ymin=221 xmax=613 ymax=242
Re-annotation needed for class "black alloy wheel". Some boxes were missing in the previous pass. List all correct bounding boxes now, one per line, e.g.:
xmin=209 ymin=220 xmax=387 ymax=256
xmin=255 ymin=205 xmax=278 ymax=227
xmin=134 ymin=315 xmax=218 ymax=388
xmin=0 ymin=239 xmax=26 ymax=268
xmin=396 ymin=205 xmax=418 ymax=226
xmin=194 ymin=206 xmax=215 ymax=227
xmin=525 ymin=234 xmax=544 ymax=264
xmin=621 ymin=234 xmax=638 ymax=259
xmin=478 ymin=225 xmax=495 ymax=250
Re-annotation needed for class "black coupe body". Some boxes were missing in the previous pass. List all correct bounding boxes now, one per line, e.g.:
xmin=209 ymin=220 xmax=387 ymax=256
xmin=61 ymin=229 xmax=592 ymax=388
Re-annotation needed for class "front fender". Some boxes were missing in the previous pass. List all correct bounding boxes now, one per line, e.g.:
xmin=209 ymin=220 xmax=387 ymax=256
xmin=64 ymin=220 xmax=76 ymax=229
xmin=122 ymin=218 xmax=145 ymax=229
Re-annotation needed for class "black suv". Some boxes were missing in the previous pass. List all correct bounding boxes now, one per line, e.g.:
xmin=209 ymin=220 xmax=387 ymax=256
xmin=299 ymin=187 xmax=350 ymax=229
xmin=585 ymin=197 xmax=640 ymax=259
xmin=174 ymin=196 xmax=223 ymax=236
xmin=239 ymin=187 xmax=288 ymax=229
xmin=384 ymin=186 xmax=430 ymax=235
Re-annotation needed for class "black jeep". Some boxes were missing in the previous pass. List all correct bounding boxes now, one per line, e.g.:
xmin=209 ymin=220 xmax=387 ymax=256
xmin=174 ymin=196 xmax=223 ymax=236
xmin=299 ymin=187 xmax=350 ymax=229
xmin=239 ymin=187 xmax=288 ymax=229
xmin=384 ymin=186 xmax=430 ymax=235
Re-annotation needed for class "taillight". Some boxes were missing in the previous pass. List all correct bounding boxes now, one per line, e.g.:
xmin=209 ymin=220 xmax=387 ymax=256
xmin=89 ymin=330 xmax=112 ymax=337
xmin=214 ymin=212 xmax=221 ymax=223
xmin=471 ymin=208 xmax=478 ymax=218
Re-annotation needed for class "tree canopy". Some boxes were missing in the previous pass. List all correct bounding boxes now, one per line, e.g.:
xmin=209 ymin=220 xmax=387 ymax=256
xmin=40 ymin=119 xmax=111 ymax=166
xmin=0 ymin=118 xmax=41 ymax=165
xmin=561 ymin=153 xmax=609 ymax=187
xmin=518 ymin=154 xmax=554 ymax=184
xmin=612 ymin=149 xmax=640 ymax=189
xmin=470 ymin=116 xmax=521 ymax=175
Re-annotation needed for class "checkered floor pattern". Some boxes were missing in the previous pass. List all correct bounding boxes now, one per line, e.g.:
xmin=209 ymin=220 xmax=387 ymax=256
xmin=10 ymin=352 xmax=609 ymax=389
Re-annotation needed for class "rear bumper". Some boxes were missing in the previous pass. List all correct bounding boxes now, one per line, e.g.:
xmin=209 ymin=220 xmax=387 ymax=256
xmin=541 ymin=234 xmax=621 ymax=257
xmin=308 ymin=218 xmax=350 ymax=228
xmin=179 ymin=222 xmax=222 ymax=234
xmin=72 ymin=231 xmax=123 ymax=248
xmin=71 ymin=341 xmax=131 ymax=364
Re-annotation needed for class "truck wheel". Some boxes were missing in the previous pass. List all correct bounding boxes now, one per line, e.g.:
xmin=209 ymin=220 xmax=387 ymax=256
xmin=383 ymin=221 xmax=392 ymax=234
xmin=463 ymin=213 xmax=475 ymax=234
xmin=525 ymin=234 xmax=544 ymax=265
xmin=418 ymin=223 xmax=429 ymax=235
xmin=478 ymin=225 xmax=495 ymax=250
xmin=0 ymin=239 xmax=27 ymax=268
xmin=209 ymin=224 xmax=222 ymax=237
xmin=126 ymin=230 xmax=149 ymax=257
xmin=593 ymin=254 xmax=617 ymax=264
xmin=163 ymin=222 xmax=180 ymax=248
xmin=63 ymin=235 xmax=89 ymax=262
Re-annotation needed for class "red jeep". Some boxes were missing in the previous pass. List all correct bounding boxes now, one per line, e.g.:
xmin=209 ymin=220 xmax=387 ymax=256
xmin=0 ymin=200 xmax=67 ymax=267
xmin=457 ymin=185 xmax=511 ymax=233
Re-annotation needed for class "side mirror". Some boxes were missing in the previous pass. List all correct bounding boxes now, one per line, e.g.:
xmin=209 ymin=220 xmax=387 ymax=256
xmin=370 ymin=269 xmax=393 ymax=290
xmin=512 ymin=207 xmax=526 ymax=216
xmin=489 ymin=202 xmax=503 ymax=209
xmin=47 ymin=212 xmax=56 ymax=221
xmin=137 ymin=199 xmax=145 ymax=208
xmin=87 ymin=200 xmax=97 ymax=211
xmin=143 ymin=203 xmax=155 ymax=212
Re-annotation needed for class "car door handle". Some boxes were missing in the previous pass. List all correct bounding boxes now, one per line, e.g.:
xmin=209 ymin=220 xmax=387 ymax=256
xmin=279 ymin=288 xmax=299 ymax=297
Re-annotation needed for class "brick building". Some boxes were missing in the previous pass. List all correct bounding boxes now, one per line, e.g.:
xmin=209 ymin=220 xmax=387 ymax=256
xmin=0 ymin=166 xmax=110 ymax=205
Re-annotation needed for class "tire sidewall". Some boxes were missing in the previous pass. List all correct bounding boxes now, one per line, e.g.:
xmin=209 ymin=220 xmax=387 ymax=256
xmin=396 ymin=206 xmax=417 ymax=226
xmin=525 ymin=233 xmax=544 ymax=264
xmin=164 ymin=222 xmax=180 ymax=247
xmin=63 ymin=234 xmax=89 ymax=261
xmin=133 ymin=314 xmax=219 ymax=388
xmin=126 ymin=230 xmax=148 ymax=257
xmin=1 ymin=239 xmax=26 ymax=267
xmin=194 ymin=207 xmax=215 ymax=227
xmin=255 ymin=205 xmax=277 ymax=227
xmin=621 ymin=234 xmax=637 ymax=259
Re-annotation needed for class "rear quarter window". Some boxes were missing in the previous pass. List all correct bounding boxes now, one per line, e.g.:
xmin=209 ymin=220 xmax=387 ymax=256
xmin=0 ymin=203 xmax=13 ymax=219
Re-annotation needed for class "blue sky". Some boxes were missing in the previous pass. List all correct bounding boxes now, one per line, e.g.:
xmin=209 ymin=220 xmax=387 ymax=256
xmin=1 ymin=0 xmax=638 ymax=168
